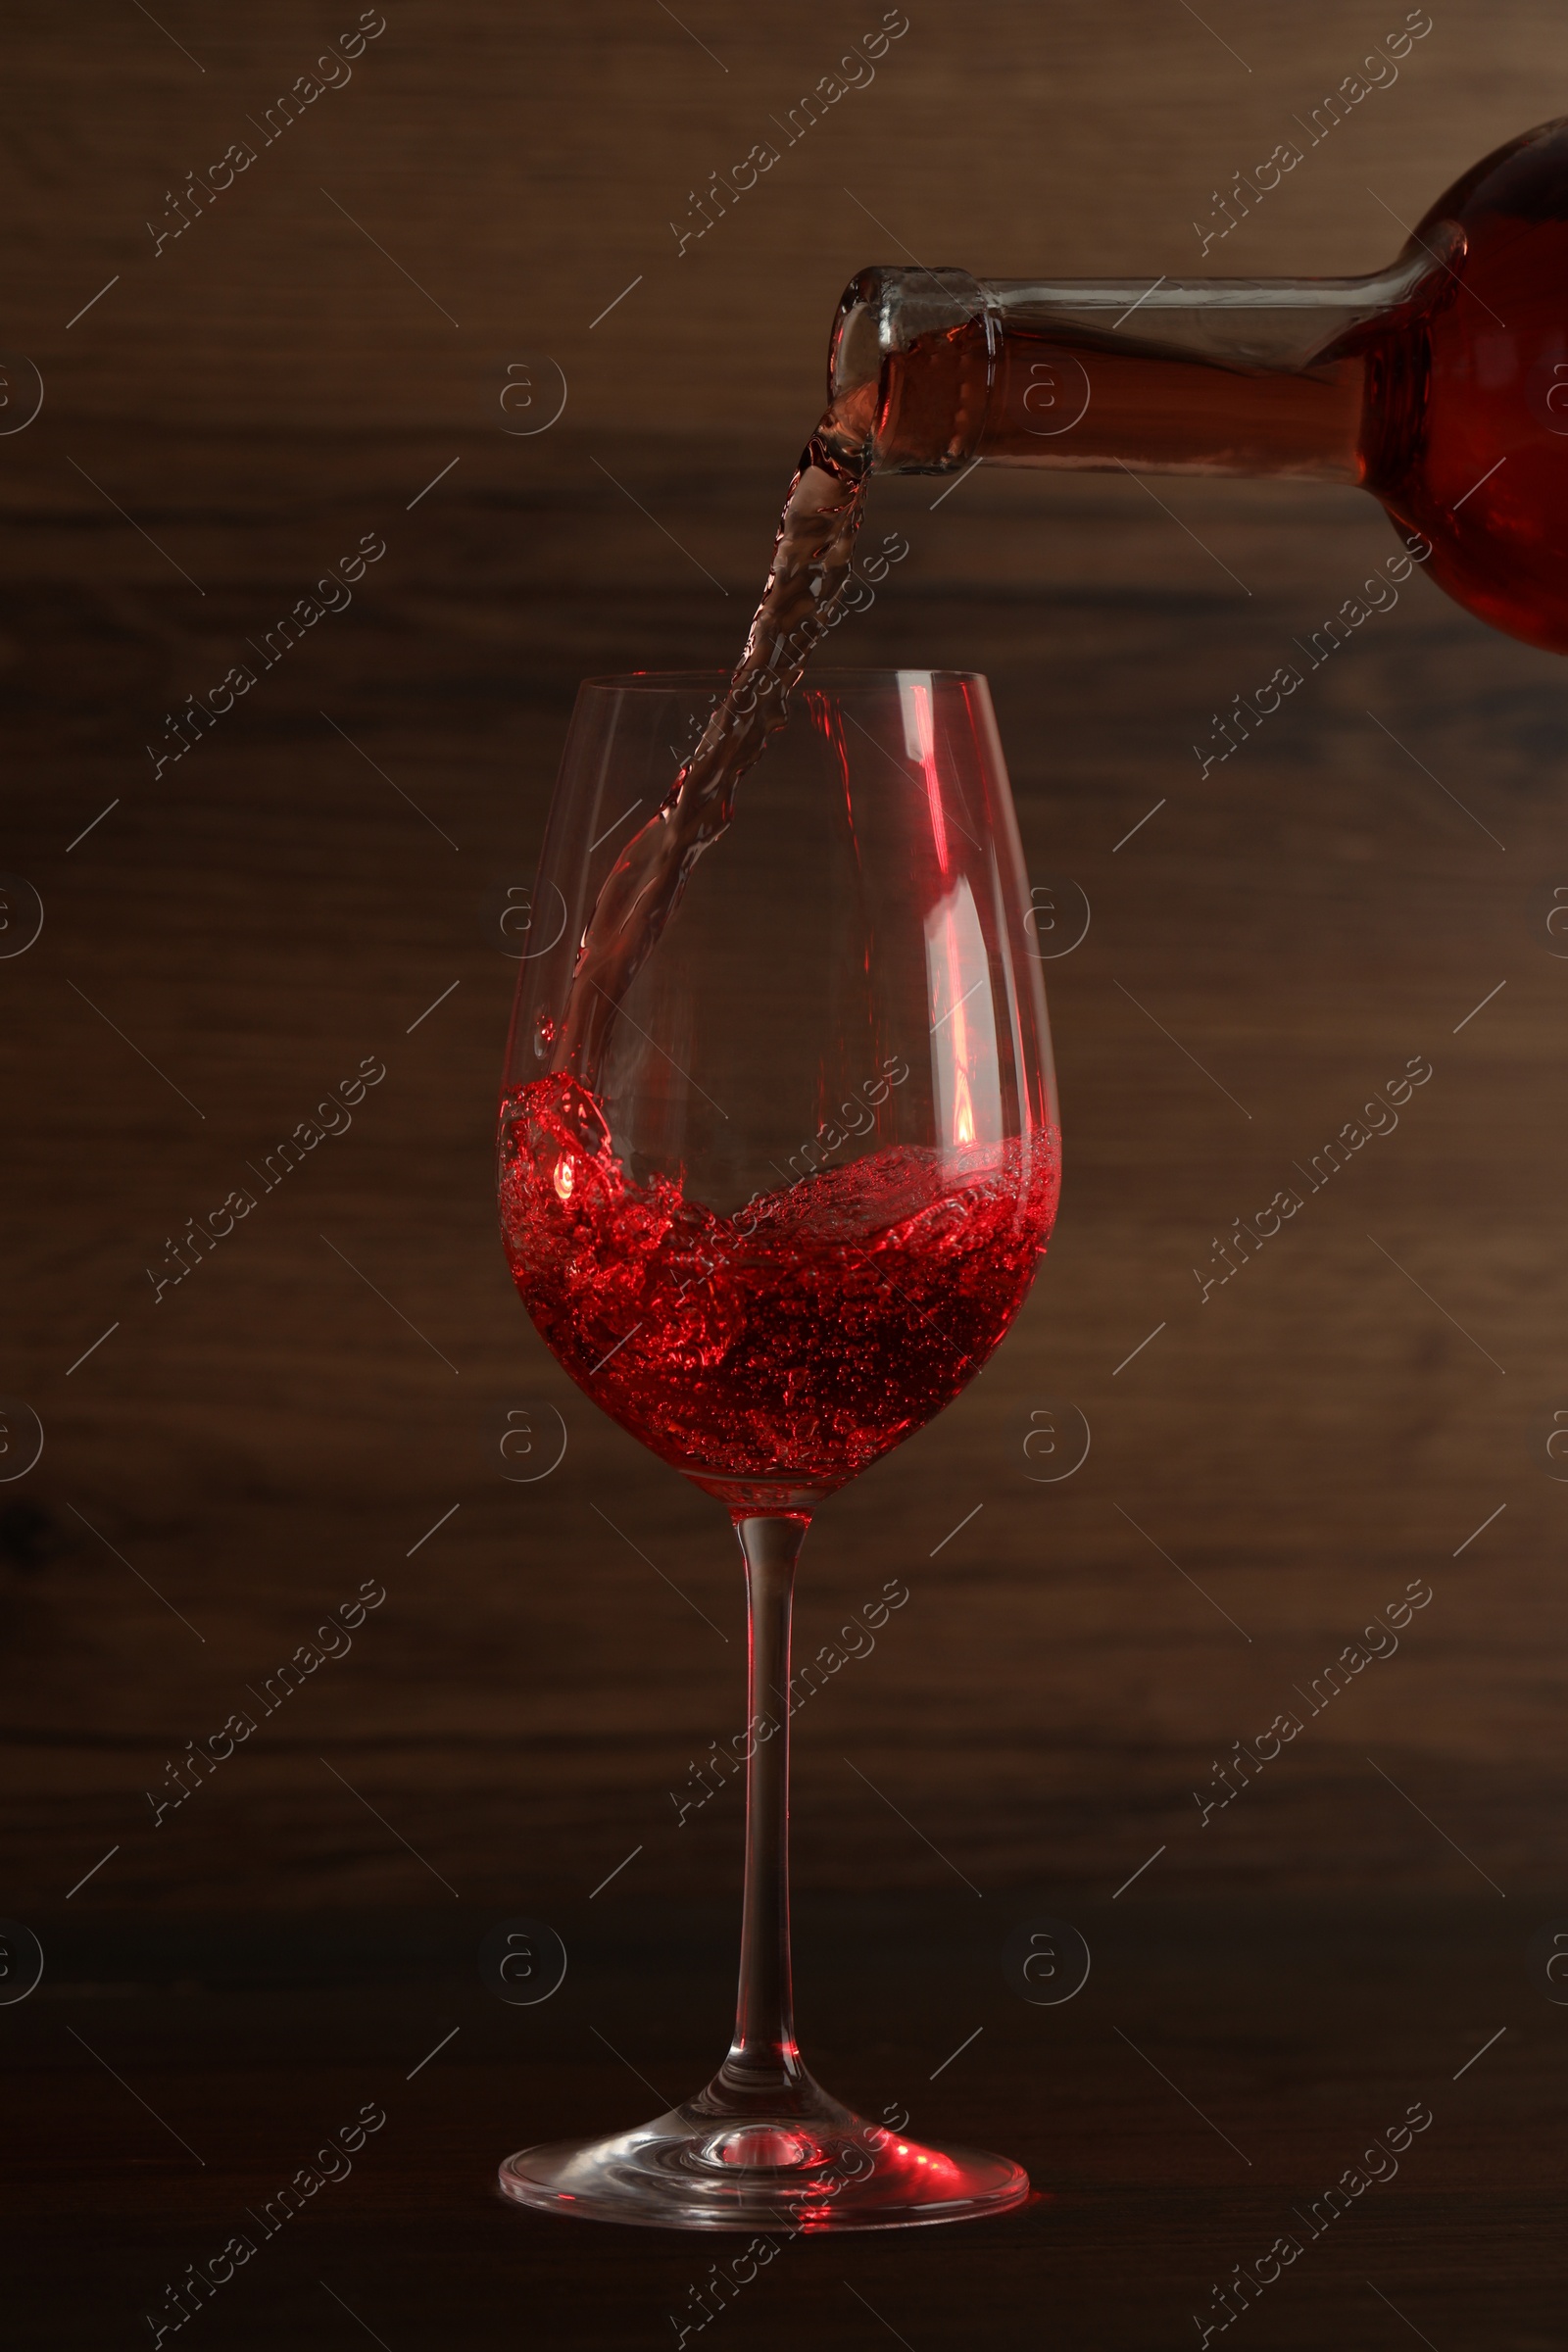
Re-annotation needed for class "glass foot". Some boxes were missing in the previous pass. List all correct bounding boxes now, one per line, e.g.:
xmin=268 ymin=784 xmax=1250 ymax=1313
xmin=498 ymin=2073 xmax=1028 ymax=2231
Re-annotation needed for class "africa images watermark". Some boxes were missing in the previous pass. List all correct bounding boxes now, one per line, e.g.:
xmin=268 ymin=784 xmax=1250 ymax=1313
xmin=1192 ymin=9 xmax=1435 ymax=257
xmin=777 ymin=1055 xmax=910 ymax=1187
xmin=1192 ymin=1576 xmax=1434 ymax=1828
xmin=1192 ymin=1054 xmax=1434 ymax=1304
xmin=670 ymin=1578 xmax=909 ymax=1827
xmin=145 ymin=11 xmax=389 ymax=259
xmin=142 ymin=2097 xmax=388 ymax=2344
xmin=666 ymin=2101 xmax=912 ymax=2342
xmin=1192 ymin=533 xmax=1434 ymax=782
xmin=146 ymin=1055 xmax=388 ymax=1302
xmin=145 ymin=532 xmax=388 ymax=781
xmin=728 ymin=531 xmax=912 ymax=721
xmin=145 ymin=1578 xmax=387 ymax=1828
xmin=1193 ymin=2096 xmax=1435 ymax=2342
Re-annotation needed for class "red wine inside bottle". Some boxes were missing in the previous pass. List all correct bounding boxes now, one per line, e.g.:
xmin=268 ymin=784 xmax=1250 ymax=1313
xmin=1369 ymin=124 xmax=1568 ymax=654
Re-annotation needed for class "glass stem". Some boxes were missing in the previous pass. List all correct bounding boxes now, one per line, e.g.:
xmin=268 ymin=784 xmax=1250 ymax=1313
xmin=721 ymin=1512 xmax=810 ymax=2104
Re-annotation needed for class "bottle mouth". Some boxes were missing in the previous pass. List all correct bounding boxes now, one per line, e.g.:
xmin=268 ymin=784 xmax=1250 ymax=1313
xmin=827 ymin=269 xmax=890 ymax=410
xmin=828 ymin=266 xmax=992 ymax=390
xmin=825 ymin=266 xmax=992 ymax=461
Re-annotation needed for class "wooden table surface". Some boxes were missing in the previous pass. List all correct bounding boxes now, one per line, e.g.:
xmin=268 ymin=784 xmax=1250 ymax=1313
xmin=4 ymin=2 xmax=1567 ymax=2341
xmin=8 ymin=1894 xmax=1565 ymax=2349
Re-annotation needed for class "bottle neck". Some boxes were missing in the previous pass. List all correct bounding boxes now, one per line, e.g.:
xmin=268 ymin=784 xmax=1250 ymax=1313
xmin=826 ymin=236 xmax=1461 ymax=487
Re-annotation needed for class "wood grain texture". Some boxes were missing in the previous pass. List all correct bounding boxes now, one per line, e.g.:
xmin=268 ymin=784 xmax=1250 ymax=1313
xmin=0 ymin=0 xmax=1559 ymax=2000
xmin=5 ymin=421 xmax=1560 ymax=1914
xmin=6 ymin=1900 xmax=1564 ymax=2347
xmin=4 ymin=3 xmax=1566 ymax=2337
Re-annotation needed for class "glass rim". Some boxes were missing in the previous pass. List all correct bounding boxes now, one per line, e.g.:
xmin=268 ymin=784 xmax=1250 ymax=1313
xmin=578 ymin=666 xmax=990 ymax=693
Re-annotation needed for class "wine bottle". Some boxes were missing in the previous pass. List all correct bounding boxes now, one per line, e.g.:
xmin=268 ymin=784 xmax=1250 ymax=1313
xmin=823 ymin=117 xmax=1568 ymax=654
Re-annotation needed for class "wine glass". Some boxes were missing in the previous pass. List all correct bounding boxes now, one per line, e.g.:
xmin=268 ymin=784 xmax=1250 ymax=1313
xmin=495 ymin=669 xmax=1059 ymax=2230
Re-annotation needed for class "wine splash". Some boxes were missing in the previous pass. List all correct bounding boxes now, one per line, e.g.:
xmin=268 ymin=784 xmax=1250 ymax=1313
xmin=500 ymin=1073 xmax=1060 ymax=1513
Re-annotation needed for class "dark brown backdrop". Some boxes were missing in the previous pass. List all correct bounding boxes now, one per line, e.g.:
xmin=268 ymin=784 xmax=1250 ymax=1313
xmin=4 ymin=4 xmax=1567 ymax=2346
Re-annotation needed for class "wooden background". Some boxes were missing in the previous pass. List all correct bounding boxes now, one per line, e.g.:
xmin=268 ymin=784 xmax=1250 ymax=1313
xmin=4 ymin=4 xmax=1568 ymax=2342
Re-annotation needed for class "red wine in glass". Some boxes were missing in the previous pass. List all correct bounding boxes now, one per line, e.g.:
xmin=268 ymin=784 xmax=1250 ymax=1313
xmin=497 ymin=670 xmax=1057 ymax=2227
xmin=504 ymin=1079 xmax=1055 ymax=1505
